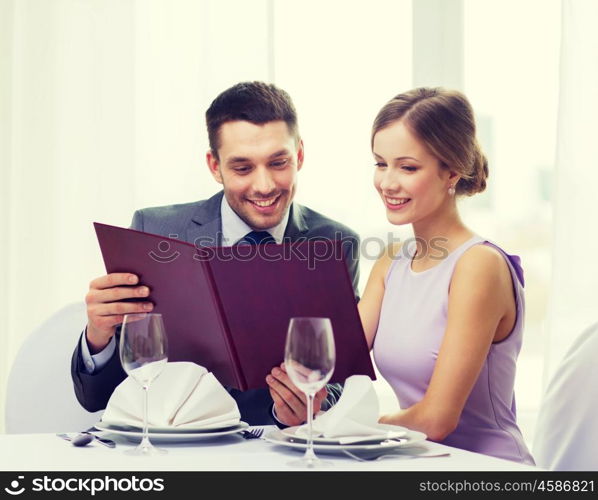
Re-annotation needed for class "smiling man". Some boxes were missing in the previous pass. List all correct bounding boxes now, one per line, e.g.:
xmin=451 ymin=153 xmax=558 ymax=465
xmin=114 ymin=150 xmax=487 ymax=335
xmin=71 ymin=82 xmax=360 ymax=426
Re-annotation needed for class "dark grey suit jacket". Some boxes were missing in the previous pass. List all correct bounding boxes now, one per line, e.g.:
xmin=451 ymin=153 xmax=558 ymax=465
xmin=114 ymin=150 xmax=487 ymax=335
xmin=71 ymin=191 xmax=360 ymax=425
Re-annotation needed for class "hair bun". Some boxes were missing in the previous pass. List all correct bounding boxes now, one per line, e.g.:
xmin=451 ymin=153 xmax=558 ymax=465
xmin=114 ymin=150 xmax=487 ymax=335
xmin=458 ymin=145 xmax=488 ymax=196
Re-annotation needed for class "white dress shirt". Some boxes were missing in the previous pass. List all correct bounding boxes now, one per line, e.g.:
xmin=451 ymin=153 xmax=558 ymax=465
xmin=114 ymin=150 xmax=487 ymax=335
xmin=219 ymin=195 xmax=289 ymax=246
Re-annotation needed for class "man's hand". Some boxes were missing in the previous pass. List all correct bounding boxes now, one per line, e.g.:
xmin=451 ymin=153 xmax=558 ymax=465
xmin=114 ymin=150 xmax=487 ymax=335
xmin=85 ymin=273 xmax=153 ymax=353
xmin=266 ymin=363 xmax=327 ymax=426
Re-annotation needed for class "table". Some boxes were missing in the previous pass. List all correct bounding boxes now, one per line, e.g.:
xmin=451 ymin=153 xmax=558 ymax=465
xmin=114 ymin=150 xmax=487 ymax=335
xmin=0 ymin=426 xmax=540 ymax=471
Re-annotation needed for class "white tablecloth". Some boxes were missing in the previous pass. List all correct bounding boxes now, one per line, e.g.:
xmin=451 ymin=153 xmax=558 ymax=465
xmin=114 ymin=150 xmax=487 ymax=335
xmin=0 ymin=426 xmax=540 ymax=471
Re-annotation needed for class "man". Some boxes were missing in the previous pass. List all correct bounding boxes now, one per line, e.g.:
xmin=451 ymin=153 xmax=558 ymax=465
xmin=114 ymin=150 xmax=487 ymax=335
xmin=71 ymin=81 xmax=360 ymax=426
xmin=533 ymin=322 xmax=598 ymax=470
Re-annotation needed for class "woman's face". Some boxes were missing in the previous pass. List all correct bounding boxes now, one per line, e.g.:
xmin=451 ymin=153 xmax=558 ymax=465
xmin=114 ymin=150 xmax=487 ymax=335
xmin=372 ymin=120 xmax=456 ymax=227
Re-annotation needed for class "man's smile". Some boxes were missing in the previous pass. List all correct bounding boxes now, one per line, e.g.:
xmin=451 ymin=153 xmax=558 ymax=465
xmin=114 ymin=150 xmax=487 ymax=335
xmin=247 ymin=194 xmax=282 ymax=213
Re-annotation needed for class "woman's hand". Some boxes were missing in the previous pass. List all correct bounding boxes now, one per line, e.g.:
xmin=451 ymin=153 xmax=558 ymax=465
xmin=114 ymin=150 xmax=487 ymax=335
xmin=378 ymin=404 xmax=458 ymax=442
xmin=378 ymin=413 xmax=399 ymax=425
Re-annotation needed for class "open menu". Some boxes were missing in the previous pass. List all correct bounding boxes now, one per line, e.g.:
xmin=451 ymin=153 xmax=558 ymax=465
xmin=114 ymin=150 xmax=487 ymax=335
xmin=94 ymin=222 xmax=375 ymax=390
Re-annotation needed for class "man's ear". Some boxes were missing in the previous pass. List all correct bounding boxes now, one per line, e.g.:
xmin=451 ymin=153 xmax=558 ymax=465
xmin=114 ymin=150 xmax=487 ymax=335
xmin=296 ymin=139 xmax=305 ymax=172
xmin=206 ymin=150 xmax=223 ymax=184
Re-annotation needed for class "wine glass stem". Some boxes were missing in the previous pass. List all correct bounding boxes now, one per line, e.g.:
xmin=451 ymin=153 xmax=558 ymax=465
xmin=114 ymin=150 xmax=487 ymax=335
xmin=141 ymin=384 xmax=150 ymax=450
xmin=305 ymin=392 xmax=316 ymax=463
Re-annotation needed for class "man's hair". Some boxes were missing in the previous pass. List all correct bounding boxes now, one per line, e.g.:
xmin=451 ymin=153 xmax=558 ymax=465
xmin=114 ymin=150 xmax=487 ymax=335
xmin=205 ymin=81 xmax=299 ymax=159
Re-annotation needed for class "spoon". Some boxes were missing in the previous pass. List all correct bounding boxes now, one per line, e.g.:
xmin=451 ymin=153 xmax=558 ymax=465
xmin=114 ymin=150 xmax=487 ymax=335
xmin=57 ymin=433 xmax=94 ymax=447
xmin=57 ymin=432 xmax=116 ymax=448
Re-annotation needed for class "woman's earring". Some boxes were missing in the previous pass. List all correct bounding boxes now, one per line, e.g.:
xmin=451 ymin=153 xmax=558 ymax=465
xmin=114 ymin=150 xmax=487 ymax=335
xmin=448 ymin=185 xmax=456 ymax=196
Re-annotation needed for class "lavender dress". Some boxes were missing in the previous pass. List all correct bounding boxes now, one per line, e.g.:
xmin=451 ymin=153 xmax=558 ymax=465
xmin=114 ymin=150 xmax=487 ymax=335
xmin=373 ymin=235 xmax=534 ymax=464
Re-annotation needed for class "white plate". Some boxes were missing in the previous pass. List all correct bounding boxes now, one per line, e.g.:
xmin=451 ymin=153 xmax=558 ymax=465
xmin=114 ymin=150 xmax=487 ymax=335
xmin=265 ymin=428 xmax=427 ymax=454
xmin=95 ymin=421 xmax=249 ymax=443
xmin=282 ymin=423 xmax=409 ymax=445
xmin=99 ymin=418 xmax=241 ymax=433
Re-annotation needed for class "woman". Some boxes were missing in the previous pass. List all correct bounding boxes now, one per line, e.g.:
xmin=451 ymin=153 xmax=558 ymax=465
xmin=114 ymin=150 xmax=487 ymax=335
xmin=359 ymin=87 xmax=534 ymax=464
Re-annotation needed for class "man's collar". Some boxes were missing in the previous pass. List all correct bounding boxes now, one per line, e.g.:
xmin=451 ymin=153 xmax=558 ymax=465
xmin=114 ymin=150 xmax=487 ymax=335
xmin=220 ymin=195 xmax=290 ymax=245
xmin=188 ymin=190 xmax=309 ymax=247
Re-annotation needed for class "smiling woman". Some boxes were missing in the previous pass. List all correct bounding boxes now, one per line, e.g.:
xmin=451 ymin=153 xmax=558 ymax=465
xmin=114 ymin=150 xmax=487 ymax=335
xmin=358 ymin=87 xmax=534 ymax=464
xmin=371 ymin=89 xmax=487 ymax=230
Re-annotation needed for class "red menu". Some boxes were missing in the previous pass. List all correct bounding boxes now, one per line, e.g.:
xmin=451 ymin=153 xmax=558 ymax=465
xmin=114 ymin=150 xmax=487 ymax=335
xmin=94 ymin=222 xmax=375 ymax=390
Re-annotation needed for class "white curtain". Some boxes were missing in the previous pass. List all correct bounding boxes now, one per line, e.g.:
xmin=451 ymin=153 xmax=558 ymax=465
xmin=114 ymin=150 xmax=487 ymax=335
xmin=0 ymin=0 xmax=273 ymax=431
xmin=544 ymin=0 xmax=598 ymax=384
xmin=0 ymin=0 xmax=412 ymax=431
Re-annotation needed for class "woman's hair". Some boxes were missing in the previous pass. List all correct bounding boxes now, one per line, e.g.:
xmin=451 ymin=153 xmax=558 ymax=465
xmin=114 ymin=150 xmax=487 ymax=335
xmin=371 ymin=87 xmax=488 ymax=196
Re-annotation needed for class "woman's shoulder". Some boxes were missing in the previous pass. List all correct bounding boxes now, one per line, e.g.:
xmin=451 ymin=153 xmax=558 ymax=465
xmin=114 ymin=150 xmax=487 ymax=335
xmin=461 ymin=240 xmax=505 ymax=262
xmin=453 ymin=241 xmax=514 ymax=287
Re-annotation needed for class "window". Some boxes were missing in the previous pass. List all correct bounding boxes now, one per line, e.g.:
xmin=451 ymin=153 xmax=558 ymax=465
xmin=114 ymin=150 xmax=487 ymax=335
xmin=462 ymin=0 xmax=561 ymax=443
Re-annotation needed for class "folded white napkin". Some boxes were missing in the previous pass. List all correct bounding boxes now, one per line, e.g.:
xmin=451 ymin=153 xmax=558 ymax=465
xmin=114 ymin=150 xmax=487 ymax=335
xmin=297 ymin=375 xmax=406 ymax=444
xmin=101 ymin=362 xmax=241 ymax=430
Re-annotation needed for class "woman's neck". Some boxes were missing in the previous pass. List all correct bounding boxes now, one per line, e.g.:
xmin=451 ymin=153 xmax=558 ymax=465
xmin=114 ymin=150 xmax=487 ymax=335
xmin=411 ymin=205 xmax=473 ymax=261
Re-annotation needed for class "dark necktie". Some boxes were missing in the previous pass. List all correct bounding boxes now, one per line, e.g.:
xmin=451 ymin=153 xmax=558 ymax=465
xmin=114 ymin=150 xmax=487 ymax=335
xmin=239 ymin=230 xmax=275 ymax=245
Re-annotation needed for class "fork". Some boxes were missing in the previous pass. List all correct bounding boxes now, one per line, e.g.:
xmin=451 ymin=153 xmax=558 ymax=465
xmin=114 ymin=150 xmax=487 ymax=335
xmin=240 ymin=428 xmax=264 ymax=440
xmin=343 ymin=449 xmax=450 ymax=461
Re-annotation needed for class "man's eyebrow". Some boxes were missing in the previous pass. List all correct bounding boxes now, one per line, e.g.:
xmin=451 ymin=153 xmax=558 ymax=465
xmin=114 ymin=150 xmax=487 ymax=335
xmin=226 ymin=156 xmax=251 ymax=164
xmin=225 ymin=150 xmax=290 ymax=164
xmin=269 ymin=149 xmax=290 ymax=159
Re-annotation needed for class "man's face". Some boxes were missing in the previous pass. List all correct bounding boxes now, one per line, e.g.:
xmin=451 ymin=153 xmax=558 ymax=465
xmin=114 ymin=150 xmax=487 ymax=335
xmin=206 ymin=120 xmax=303 ymax=230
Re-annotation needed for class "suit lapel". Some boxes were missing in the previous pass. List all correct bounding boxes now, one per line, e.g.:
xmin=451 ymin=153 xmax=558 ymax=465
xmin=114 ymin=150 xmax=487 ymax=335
xmin=284 ymin=203 xmax=309 ymax=240
xmin=186 ymin=191 xmax=224 ymax=246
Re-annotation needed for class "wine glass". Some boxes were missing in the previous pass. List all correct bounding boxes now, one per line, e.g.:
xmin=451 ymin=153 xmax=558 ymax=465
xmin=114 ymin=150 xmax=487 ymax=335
xmin=119 ymin=313 xmax=168 ymax=456
xmin=284 ymin=317 xmax=336 ymax=468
